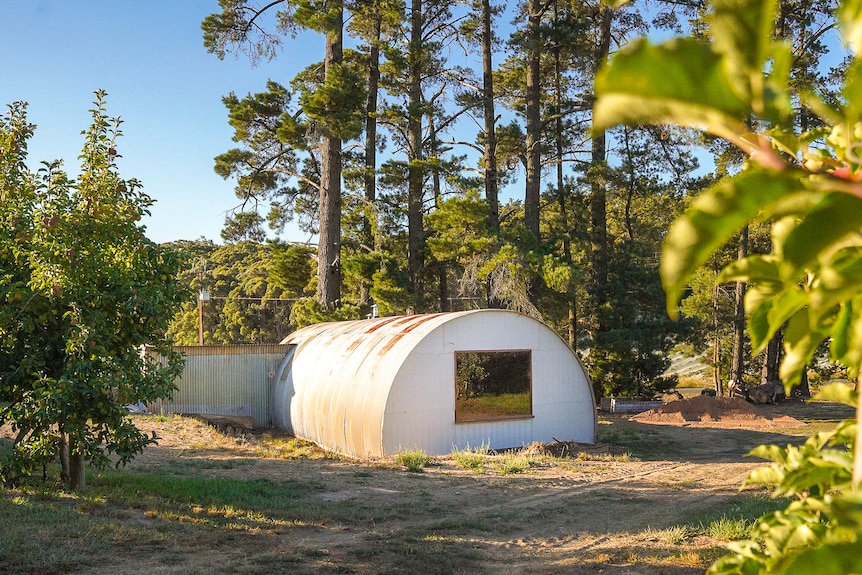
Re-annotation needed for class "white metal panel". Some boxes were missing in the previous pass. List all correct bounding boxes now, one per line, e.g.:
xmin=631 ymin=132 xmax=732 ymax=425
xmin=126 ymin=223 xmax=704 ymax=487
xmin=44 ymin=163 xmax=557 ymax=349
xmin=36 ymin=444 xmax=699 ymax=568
xmin=383 ymin=310 xmax=595 ymax=455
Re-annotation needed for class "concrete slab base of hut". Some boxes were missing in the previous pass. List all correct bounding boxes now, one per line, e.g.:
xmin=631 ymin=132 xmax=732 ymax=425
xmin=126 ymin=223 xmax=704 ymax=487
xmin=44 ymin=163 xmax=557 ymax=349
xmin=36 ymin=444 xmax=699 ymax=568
xmin=184 ymin=413 xmax=255 ymax=435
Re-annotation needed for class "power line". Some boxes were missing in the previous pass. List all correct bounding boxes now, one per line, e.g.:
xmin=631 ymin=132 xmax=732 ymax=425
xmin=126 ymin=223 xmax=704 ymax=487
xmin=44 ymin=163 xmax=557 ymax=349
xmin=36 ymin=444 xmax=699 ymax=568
xmin=206 ymin=296 xmax=302 ymax=302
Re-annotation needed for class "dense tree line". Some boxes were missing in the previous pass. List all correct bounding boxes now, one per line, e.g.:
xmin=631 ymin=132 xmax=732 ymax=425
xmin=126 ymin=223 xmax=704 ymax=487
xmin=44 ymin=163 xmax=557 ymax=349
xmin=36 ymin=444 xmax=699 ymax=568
xmin=189 ymin=0 xmax=849 ymax=399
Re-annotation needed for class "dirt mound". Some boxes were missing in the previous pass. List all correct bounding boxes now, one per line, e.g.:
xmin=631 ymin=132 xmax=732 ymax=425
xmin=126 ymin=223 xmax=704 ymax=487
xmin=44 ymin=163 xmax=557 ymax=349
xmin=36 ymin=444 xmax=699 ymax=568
xmin=631 ymin=395 xmax=806 ymax=428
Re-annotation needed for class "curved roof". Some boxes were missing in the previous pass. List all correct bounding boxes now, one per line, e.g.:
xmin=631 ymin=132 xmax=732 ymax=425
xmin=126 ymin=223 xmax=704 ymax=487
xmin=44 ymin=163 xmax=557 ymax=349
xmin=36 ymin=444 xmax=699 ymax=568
xmin=274 ymin=309 xmax=595 ymax=456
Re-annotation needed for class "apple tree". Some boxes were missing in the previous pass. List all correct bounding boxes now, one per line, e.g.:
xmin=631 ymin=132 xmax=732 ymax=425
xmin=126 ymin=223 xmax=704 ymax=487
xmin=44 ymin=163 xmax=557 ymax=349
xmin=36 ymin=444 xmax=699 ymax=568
xmin=0 ymin=92 xmax=187 ymax=490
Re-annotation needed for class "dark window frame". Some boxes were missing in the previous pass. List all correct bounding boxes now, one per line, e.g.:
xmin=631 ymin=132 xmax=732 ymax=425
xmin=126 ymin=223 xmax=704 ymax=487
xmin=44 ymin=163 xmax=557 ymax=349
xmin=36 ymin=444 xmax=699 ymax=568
xmin=454 ymin=349 xmax=533 ymax=423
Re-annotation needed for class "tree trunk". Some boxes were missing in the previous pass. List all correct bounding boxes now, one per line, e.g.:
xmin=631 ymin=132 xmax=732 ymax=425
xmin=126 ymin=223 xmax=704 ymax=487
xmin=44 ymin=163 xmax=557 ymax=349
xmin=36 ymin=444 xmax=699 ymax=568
xmin=439 ymin=266 xmax=450 ymax=311
xmin=359 ymin=10 xmax=381 ymax=306
xmin=523 ymin=0 xmax=542 ymax=243
xmin=588 ymin=3 xmax=613 ymax=327
xmin=553 ymin=1 xmax=576 ymax=348
xmin=796 ymin=367 xmax=811 ymax=398
xmin=68 ymin=435 xmax=85 ymax=491
xmin=429 ymin=114 xmax=450 ymax=312
xmin=317 ymin=8 xmax=345 ymax=307
xmin=622 ymin=128 xmax=636 ymax=242
xmin=407 ymin=0 xmax=425 ymax=301
xmin=854 ymin=372 xmax=862 ymax=487
xmin=730 ymin=226 xmax=749 ymax=388
xmin=761 ymin=329 xmax=782 ymax=383
xmin=713 ymin=278 xmax=723 ymax=395
xmin=59 ymin=433 xmax=70 ymax=483
xmin=481 ymin=0 xmax=499 ymax=235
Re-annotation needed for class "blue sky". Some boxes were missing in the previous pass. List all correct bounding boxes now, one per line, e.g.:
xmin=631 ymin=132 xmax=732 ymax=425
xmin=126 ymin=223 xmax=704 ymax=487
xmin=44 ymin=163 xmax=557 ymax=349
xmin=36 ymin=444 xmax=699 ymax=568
xmin=1 ymin=2 xmax=321 ymax=244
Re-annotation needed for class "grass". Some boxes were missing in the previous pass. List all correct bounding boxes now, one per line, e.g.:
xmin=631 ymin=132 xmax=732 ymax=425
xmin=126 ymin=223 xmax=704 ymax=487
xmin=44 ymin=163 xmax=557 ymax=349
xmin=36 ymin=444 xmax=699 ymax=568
xmin=575 ymin=451 xmax=636 ymax=462
xmin=662 ymin=494 xmax=790 ymax=543
xmin=450 ymin=443 xmax=547 ymax=475
xmin=640 ymin=524 xmax=696 ymax=544
xmin=394 ymin=449 xmax=431 ymax=472
xmin=253 ymin=434 xmax=337 ymax=460
xmin=0 ymin=463 xmax=464 ymax=574
xmin=3 ymin=408 xmax=838 ymax=575
xmin=451 ymin=442 xmax=491 ymax=472
xmin=701 ymin=515 xmax=752 ymax=540
xmin=490 ymin=452 xmax=535 ymax=474
xmin=677 ymin=374 xmax=712 ymax=388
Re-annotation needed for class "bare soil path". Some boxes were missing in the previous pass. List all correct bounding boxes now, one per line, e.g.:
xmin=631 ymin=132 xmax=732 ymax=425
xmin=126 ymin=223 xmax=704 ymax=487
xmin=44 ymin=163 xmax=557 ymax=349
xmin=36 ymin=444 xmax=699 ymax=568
xmin=113 ymin=398 xmax=852 ymax=574
xmin=2 ymin=397 xmax=852 ymax=574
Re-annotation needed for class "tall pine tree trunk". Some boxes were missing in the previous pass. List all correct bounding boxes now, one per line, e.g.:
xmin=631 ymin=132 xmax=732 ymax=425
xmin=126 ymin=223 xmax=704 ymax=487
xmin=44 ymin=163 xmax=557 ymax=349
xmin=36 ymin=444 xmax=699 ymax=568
xmin=588 ymin=3 xmax=612 ymax=329
xmin=481 ymin=0 xmax=499 ymax=235
xmin=407 ymin=0 xmax=425 ymax=302
xmin=317 ymin=6 xmax=345 ymax=307
xmin=713 ymin=280 xmax=723 ymax=394
xmin=360 ymin=10 xmax=381 ymax=306
xmin=761 ymin=329 xmax=782 ymax=382
xmin=481 ymin=0 xmax=503 ymax=309
xmin=59 ymin=432 xmax=70 ymax=483
xmin=524 ymin=0 xmax=542 ymax=243
xmin=429 ymin=113 xmax=450 ymax=312
xmin=553 ymin=1 xmax=576 ymax=348
xmin=730 ymin=226 xmax=749 ymax=390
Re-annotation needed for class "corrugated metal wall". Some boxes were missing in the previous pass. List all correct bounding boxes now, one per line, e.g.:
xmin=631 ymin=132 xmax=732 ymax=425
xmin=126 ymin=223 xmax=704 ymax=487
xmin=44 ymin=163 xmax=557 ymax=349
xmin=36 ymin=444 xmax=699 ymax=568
xmin=150 ymin=345 xmax=292 ymax=428
xmin=275 ymin=310 xmax=596 ymax=457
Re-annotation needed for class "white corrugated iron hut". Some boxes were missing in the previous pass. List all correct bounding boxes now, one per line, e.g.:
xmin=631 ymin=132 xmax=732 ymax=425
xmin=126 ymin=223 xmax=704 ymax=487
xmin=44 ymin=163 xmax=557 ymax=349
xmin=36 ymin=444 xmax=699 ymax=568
xmin=273 ymin=309 xmax=596 ymax=457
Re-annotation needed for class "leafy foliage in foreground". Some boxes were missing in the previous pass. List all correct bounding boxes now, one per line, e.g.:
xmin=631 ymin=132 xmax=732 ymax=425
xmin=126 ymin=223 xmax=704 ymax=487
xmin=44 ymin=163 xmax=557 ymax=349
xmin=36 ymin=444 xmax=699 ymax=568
xmin=708 ymin=385 xmax=862 ymax=574
xmin=595 ymin=0 xmax=862 ymax=571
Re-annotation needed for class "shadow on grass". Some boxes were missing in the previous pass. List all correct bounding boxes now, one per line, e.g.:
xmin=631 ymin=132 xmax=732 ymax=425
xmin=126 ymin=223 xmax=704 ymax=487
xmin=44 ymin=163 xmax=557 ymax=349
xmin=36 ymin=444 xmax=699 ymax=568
xmin=1 ymin=468 xmax=486 ymax=575
xmin=595 ymin=399 xmax=854 ymax=463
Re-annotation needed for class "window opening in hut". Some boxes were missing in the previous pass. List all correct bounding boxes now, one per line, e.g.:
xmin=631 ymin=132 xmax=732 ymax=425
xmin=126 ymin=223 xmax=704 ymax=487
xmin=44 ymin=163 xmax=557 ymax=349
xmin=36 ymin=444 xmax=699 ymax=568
xmin=455 ymin=350 xmax=532 ymax=422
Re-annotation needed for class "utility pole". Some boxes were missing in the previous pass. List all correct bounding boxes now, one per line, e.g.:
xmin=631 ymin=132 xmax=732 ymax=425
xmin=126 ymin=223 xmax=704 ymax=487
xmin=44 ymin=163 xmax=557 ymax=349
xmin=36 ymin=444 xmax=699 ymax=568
xmin=198 ymin=260 xmax=209 ymax=345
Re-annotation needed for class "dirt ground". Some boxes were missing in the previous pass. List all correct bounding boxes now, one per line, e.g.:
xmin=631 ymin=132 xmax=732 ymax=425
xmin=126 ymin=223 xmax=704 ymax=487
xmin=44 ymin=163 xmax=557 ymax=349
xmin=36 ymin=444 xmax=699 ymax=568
xmin=106 ymin=397 xmax=851 ymax=575
xmin=2 ymin=397 xmax=854 ymax=574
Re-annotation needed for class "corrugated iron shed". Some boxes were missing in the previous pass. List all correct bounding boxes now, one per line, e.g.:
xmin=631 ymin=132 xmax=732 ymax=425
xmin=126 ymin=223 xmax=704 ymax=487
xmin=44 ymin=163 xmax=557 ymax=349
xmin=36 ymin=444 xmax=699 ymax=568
xmin=152 ymin=344 xmax=291 ymax=428
xmin=273 ymin=309 xmax=596 ymax=457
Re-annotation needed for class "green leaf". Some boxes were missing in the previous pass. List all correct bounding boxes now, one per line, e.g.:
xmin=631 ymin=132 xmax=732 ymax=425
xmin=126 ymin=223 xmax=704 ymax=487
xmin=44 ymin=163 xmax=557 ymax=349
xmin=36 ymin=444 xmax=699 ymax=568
xmin=748 ymin=444 xmax=790 ymax=463
xmin=829 ymin=493 xmax=862 ymax=527
xmin=709 ymin=0 xmax=779 ymax=97
xmin=720 ymin=255 xmax=804 ymax=350
xmin=721 ymin=254 xmax=781 ymax=284
xmin=783 ymin=539 xmax=862 ymax=575
xmin=746 ymin=287 xmax=808 ymax=352
xmin=745 ymin=465 xmax=786 ymax=486
xmin=810 ymin=249 xmax=862 ymax=322
xmin=813 ymin=382 xmax=858 ymax=407
xmin=780 ymin=307 xmax=832 ymax=387
xmin=830 ymin=297 xmax=862 ymax=376
xmin=841 ymin=60 xmax=862 ymax=126
xmin=839 ymin=0 xmax=862 ymax=56
xmin=661 ymin=169 xmax=803 ymax=316
xmin=594 ymin=37 xmax=748 ymax=140
xmin=782 ymin=192 xmax=862 ymax=276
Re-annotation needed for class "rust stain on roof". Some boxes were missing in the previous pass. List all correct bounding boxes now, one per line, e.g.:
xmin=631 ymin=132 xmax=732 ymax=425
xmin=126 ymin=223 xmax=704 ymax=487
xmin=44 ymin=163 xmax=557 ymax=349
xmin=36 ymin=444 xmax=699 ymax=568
xmin=363 ymin=316 xmax=404 ymax=333
xmin=284 ymin=312 xmax=449 ymax=351
xmin=378 ymin=332 xmax=407 ymax=355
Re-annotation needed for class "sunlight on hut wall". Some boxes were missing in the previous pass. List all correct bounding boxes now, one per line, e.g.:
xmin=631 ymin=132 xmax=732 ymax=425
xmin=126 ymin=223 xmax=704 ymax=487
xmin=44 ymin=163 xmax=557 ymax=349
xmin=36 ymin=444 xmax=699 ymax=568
xmin=273 ymin=310 xmax=596 ymax=457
